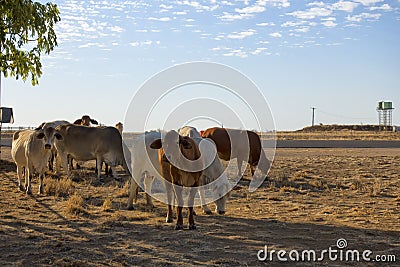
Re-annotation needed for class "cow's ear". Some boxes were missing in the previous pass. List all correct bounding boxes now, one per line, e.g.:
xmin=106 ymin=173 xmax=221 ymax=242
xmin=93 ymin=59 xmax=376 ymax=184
xmin=54 ymin=133 xmax=63 ymax=140
xmin=90 ymin=119 xmax=98 ymax=125
xmin=73 ymin=119 xmax=82 ymax=125
xmin=36 ymin=132 xmax=45 ymax=139
xmin=35 ymin=122 xmax=45 ymax=130
xmin=150 ymin=139 xmax=162 ymax=149
xmin=180 ymin=137 xmax=192 ymax=149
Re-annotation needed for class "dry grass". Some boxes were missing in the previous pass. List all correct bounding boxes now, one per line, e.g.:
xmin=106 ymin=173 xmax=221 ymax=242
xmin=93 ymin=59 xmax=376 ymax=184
xmin=369 ymin=178 xmax=383 ymax=197
xmin=44 ymin=177 xmax=75 ymax=197
xmin=65 ymin=192 xmax=87 ymax=215
xmin=102 ymin=197 xmax=113 ymax=212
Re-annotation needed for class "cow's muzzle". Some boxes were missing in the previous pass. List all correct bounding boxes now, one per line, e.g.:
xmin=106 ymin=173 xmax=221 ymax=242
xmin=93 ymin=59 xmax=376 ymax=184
xmin=44 ymin=144 xmax=51 ymax=150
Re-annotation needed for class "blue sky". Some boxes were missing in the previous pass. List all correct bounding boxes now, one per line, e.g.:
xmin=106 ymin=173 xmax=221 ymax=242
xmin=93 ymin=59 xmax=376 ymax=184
xmin=1 ymin=0 xmax=399 ymax=131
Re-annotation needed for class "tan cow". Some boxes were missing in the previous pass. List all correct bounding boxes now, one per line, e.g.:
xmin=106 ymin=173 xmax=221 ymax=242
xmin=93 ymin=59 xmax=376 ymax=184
xmin=150 ymin=130 xmax=202 ymax=230
xmin=11 ymin=127 xmax=63 ymax=194
xmin=179 ymin=126 xmax=230 ymax=215
xmin=202 ymin=127 xmax=270 ymax=179
xmin=54 ymin=124 xmax=129 ymax=181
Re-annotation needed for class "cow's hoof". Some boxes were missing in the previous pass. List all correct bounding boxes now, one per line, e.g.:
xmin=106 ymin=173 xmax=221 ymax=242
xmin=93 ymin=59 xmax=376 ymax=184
xmin=175 ymin=224 xmax=184 ymax=230
xmin=189 ymin=224 xmax=197 ymax=230
xmin=18 ymin=185 xmax=24 ymax=191
xmin=126 ymin=205 xmax=135 ymax=211
xmin=218 ymin=210 xmax=226 ymax=215
xmin=26 ymin=190 xmax=32 ymax=195
xmin=166 ymin=217 xmax=173 ymax=223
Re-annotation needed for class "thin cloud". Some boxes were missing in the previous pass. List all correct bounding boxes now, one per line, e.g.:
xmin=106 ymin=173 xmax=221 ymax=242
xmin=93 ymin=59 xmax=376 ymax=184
xmin=227 ymin=29 xmax=256 ymax=39
xmin=256 ymin=22 xmax=276 ymax=26
xmin=270 ymin=32 xmax=282 ymax=37
xmin=346 ymin=12 xmax=382 ymax=22
xmin=287 ymin=7 xmax=332 ymax=19
xmin=148 ymin=17 xmax=172 ymax=22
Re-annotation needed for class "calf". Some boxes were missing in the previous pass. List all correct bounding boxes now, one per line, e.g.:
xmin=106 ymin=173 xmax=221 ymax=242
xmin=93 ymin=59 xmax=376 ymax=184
xmin=11 ymin=127 xmax=63 ymax=194
xmin=150 ymin=130 xmax=202 ymax=230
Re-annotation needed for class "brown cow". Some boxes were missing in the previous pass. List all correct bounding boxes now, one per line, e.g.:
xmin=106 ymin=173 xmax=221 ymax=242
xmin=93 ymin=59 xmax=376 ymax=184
xmin=150 ymin=130 xmax=202 ymax=230
xmin=202 ymin=127 xmax=270 ymax=179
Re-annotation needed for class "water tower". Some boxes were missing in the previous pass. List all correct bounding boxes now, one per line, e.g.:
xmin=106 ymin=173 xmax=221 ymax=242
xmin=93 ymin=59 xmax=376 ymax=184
xmin=377 ymin=101 xmax=394 ymax=126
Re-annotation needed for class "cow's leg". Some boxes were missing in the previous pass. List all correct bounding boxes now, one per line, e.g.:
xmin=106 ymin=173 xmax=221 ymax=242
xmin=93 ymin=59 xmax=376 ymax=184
xmin=250 ymin=164 xmax=256 ymax=176
xmin=175 ymin=206 xmax=184 ymax=230
xmin=237 ymin=159 xmax=243 ymax=178
xmin=25 ymin=165 xmax=32 ymax=195
xmin=199 ymin=187 xmax=212 ymax=215
xmin=60 ymin=154 xmax=69 ymax=177
xmin=105 ymin=163 xmax=110 ymax=176
xmin=96 ymin=156 xmax=102 ymax=181
xmin=165 ymin=182 xmax=174 ymax=223
xmin=48 ymin=153 xmax=54 ymax=172
xmin=174 ymin=185 xmax=184 ymax=230
xmin=143 ymin=172 xmax=154 ymax=208
xmin=188 ymin=187 xmax=197 ymax=230
xmin=110 ymin=166 xmax=120 ymax=181
xmin=127 ymin=178 xmax=139 ymax=210
xmin=38 ymin=173 xmax=44 ymax=194
xmin=17 ymin=165 xmax=24 ymax=191
xmin=55 ymin=154 xmax=61 ymax=175
xmin=67 ymin=156 xmax=73 ymax=171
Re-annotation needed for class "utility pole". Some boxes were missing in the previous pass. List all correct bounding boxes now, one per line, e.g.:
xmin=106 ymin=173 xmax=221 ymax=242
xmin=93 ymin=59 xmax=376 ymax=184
xmin=311 ymin=107 xmax=316 ymax=127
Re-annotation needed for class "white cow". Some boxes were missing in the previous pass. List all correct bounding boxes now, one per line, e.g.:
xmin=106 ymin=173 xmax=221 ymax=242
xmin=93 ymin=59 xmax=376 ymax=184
xmin=127 ymin=131 xmax=161 ymax=209
xmin=179 ymin=126 xmax=230 ymax=214
xmin=11 ymin=127 xmax=63 ymax=194
xmin=36 ymin=120 xmax=70 ymax=172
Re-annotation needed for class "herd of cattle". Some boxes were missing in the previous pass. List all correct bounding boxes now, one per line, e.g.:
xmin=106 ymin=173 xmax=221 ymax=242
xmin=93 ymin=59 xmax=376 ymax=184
xmin=10 ymin=115 xmax=270 ymax=230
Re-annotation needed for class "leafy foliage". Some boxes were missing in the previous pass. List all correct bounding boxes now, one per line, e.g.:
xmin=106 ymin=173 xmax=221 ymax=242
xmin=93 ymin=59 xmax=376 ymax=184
xmin=0 ymin=0 xmax=60 ymax=85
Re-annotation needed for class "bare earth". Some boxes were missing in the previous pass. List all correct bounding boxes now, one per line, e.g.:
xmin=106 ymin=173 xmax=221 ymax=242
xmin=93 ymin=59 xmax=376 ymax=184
xmin=0 ymin=146 xmax=399 ymax=266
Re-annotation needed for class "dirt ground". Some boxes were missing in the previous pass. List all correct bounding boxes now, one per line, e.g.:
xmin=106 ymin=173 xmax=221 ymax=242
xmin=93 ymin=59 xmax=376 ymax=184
xmin=0 ymin=146 xmax=399 ymax=266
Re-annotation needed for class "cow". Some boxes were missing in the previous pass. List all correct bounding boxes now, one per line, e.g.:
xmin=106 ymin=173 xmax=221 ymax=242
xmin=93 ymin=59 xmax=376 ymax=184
xmin=150 ymin=130 xmax=202 ymax=230
xmin=126 ymin=131 xmax=161 ymax=210
xmin=11 ymin=127 xmax=63 ymax=194
xmin=178 ymin=126 xmax=230 ymax=215
xmin=36 ymin=120 xmax=70 ymax=172
xmin=54 ymin=124 xmax=129 ymax=181
xmin=73 ymin=115 xmax=98 ymax=126
xmin=201 ymin=127 xmax=270 ymax=180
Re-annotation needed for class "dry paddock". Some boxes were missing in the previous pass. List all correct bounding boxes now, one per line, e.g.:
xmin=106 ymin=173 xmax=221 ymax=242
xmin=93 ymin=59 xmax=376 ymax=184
xmin=0 ymin=146 xmax=399 ymax=266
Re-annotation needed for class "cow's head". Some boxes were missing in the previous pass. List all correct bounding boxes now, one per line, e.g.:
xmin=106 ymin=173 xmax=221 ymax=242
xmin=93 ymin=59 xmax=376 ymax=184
xmin=150 ymin=130 xmax=197 ymax=163
xmin=36 ymin=127 xmax=63 ymax=150
xmin=115 ymin=122 xmax=123 ymax=134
